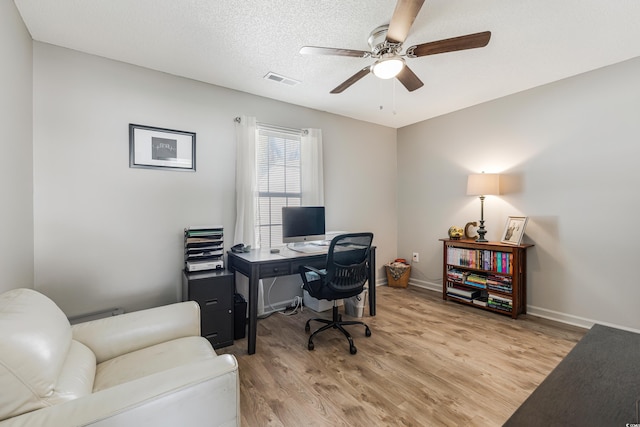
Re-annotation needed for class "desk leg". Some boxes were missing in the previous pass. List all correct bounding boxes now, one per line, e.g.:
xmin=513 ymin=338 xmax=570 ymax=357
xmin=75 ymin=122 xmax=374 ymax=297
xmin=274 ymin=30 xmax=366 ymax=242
xmin=247 ymin=265 xmax=260 ymax=355
xmin=369 ymin=247 xmax=376 ymax=316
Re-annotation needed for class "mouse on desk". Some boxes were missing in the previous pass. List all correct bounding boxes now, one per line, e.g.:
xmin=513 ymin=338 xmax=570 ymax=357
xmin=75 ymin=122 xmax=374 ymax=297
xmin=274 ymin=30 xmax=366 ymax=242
xmin=270 ymin=248 xmax=280 ymax=254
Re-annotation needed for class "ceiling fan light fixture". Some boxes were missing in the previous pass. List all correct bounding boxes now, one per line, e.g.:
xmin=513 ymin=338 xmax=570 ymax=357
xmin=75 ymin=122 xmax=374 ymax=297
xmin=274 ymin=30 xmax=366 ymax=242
xmin=372 ymin=56 xmax=405 ymax=79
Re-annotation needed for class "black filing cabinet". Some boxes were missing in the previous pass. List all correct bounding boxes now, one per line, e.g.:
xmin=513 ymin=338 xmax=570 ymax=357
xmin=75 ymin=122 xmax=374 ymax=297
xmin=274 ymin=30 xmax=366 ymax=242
xmin=182 ymin=269 xmax=234 ymax=349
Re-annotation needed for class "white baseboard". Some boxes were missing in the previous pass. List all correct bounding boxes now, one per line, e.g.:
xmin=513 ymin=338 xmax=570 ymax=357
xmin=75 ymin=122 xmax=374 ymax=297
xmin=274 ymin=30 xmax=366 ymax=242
xmin=525 ymin=305 xmax=594 ymax=329
xmin=526 ymin=305 xmax=640 ymax=334
xmin=407 ymin=278 xmax=441 ymax=293
xmin=402 ymin=278 xmax=640 ymax=334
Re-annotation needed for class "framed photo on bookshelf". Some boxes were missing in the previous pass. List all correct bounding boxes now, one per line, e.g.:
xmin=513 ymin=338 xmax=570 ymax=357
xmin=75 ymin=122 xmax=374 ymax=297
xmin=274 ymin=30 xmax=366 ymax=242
xmin=501 ymin=216 xmax=528 ymax=245
xmin=129 ymin=124 xmax=196 ymax=171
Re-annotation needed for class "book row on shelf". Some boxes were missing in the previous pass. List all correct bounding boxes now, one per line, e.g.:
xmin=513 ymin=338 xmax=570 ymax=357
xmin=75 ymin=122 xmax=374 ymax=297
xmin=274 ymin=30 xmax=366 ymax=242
xmin=446 ymin=284 xmax=513 ymax=312
xmin=446 ymin=268 xmax=513 ymax=294
xmin=184 ymin=226 xmax=225 ymax=273
xmin=487 ymin=294 xmax=513 ymax=312
xmin=446 ymin=247 xmax=514 ymax=274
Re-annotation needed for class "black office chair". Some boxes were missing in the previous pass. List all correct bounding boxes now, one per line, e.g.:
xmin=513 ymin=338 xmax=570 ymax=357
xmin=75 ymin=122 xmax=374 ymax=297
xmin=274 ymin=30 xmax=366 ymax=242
xmin=299 ymin=232 xmax=373 ymax=354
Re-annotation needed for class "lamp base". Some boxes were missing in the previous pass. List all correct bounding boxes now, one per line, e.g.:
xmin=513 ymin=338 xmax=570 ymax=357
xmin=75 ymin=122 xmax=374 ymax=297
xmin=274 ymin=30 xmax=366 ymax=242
xmin=476 ymin=220 xmax=488 ymax=243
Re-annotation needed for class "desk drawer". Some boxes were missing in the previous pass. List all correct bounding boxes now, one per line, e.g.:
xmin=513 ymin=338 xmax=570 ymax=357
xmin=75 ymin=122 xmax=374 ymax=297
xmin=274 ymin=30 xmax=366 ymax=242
xmin=291 ymin=258 xmax=326 ymax=274
xmin=260 ymin=262 xmax=290 ymax=278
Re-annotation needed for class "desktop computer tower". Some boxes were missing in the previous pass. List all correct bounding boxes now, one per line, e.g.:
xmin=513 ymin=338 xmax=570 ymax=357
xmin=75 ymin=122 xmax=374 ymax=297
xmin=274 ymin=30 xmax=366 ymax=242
xmin=233 ymin=293 xmax=247 ymax=340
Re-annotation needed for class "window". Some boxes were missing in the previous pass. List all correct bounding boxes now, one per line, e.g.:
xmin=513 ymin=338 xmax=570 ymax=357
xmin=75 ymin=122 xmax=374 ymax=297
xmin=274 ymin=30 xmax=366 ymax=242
xmin=255 ymin=125 xmax=302 ymax=247
xmin=234 ymin=116 xmax=322 ymax=249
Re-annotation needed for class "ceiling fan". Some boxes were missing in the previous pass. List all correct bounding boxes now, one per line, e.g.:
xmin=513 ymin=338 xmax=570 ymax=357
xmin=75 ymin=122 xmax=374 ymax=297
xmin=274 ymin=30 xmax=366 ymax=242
xmin=299 ymin=0 xmax=491 ymax=94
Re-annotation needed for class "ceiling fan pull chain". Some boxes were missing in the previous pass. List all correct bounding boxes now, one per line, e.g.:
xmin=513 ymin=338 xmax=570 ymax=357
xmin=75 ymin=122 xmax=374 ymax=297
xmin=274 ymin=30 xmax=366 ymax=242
xmin=393 ymin=79 xmax=397 ymax=115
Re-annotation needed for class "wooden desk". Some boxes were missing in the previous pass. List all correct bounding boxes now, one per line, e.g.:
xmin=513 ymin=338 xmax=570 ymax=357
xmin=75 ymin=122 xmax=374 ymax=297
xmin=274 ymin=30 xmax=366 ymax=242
xmin=227 ymin=246 xmax=377 ymax=355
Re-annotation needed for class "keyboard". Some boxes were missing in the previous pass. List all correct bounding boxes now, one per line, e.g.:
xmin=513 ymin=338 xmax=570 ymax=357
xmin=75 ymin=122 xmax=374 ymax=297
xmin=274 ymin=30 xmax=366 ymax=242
xmin=288 ymin=243 xmax=328 ymax=254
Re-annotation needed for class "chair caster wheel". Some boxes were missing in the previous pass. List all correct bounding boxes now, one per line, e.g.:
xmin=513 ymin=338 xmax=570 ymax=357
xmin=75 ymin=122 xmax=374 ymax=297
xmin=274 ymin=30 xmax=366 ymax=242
xmin=365 ymin=327 xmax=372 ymax=337
xmin=350 ymin=345 xmax=357 ymax=355
xmin=308 ymin=341 xmax=314 ymax=351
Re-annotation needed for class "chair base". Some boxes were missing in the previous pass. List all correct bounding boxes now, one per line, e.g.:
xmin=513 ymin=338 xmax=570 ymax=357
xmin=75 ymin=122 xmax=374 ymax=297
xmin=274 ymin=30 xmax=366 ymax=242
xmin=305 ymin=304 xmax=371 ymax=354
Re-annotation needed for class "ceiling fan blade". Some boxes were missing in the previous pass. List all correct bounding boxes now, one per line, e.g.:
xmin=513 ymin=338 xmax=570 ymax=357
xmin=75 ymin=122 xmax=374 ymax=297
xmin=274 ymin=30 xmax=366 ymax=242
xmin=406 ymin=31 xmax=491 ymax=57
xmin=386 ymin=0 xmax=426 ymax=44
xmin=396 ymin=65 xmax=424 ymax=92
xmin=300 ymin=46 xmax=370 ymax=58
xmin=330 ymin=66 xmax=371 ymax=94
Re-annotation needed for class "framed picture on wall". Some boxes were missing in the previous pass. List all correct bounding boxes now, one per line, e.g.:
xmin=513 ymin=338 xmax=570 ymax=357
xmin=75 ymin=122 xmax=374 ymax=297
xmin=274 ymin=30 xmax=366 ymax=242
xmin=500 ymin=216 xmax=528 ymax=245
xmin=129 ymin=124 xmax=196 ymax=171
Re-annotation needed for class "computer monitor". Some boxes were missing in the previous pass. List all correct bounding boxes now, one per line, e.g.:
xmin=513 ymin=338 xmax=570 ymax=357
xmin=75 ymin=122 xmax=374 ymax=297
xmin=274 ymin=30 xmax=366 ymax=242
xmin=282 ymin=206 xmax=326 ymax=244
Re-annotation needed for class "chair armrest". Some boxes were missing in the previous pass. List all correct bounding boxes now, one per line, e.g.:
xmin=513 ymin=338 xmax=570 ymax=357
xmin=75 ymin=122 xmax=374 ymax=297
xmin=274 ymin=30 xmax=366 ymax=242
xmin=299 ymin=265 xmax=326 ymax=295
xmin=72 ymin=301 xmax=201 ymax=363
xmin=300 ymin=265 xmax=325 ymax=277
xmin=0 ymin=355 xmax=239 ymax=427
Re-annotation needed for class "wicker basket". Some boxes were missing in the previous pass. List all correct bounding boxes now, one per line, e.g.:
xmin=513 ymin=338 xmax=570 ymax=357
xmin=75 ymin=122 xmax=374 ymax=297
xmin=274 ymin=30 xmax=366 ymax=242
xmin=385 ymin=263 xmax=411 ymax=288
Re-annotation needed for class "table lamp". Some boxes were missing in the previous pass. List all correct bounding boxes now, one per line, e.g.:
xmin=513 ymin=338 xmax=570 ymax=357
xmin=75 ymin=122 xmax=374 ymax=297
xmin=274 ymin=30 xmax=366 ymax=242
xmin=467 ymin=173 xmax=501 ymax=242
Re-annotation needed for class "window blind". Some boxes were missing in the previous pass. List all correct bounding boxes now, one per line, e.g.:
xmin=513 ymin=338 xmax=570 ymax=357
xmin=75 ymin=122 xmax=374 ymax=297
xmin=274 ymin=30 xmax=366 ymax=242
xmin=256 ymin=125 xmax=302 ymax=247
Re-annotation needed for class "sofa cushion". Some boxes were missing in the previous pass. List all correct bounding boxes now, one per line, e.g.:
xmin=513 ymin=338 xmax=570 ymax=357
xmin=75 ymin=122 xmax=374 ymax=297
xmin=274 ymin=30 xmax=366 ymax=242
xmin=45 ymin=339 xmax=96 ymax=405
xmin=93 ymin=335 xmax=216 ymax=392
xmin=0 ymin=288 xmax=75 ymax=421
xmin=72 ymin=301 xmax=202 ymax=364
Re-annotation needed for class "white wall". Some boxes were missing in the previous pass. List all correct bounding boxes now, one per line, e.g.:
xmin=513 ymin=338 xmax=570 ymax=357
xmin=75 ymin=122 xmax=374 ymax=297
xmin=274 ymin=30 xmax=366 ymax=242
xmin=398 ymin=57 xmax=640 ymax=332
xmin=0 ymin=1 xmax=34 ymax=293
xmin=32 ymin=43 xmax=397 ymax=317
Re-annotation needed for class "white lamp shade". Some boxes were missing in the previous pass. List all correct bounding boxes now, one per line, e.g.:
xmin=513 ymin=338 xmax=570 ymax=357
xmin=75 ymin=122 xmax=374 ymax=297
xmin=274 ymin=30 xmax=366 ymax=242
xmin=372 ymin=57 xmax=404 ymax=79
xmin=467 ymin=173 xmax=501 ymax=196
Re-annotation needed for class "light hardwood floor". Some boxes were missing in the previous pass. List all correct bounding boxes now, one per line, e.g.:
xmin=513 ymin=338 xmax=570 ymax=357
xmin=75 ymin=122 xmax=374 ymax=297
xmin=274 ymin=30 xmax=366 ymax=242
xmin=218 ymin=285 xmax=586 ymax=426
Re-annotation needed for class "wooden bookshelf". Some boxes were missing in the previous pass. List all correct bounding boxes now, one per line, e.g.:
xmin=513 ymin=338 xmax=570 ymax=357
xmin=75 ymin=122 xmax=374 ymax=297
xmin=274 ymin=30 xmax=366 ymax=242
xmin=440 ymin=239 xmax=533 ymax=319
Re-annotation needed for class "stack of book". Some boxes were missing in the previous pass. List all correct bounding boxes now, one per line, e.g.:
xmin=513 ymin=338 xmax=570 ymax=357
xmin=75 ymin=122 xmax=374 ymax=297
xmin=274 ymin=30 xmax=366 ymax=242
xmin=446 ymin=284 xmax=480 ymax=302
xmin=472 ymin=295 xmax=489 ymax=307
xmin=446 ymin=268 xmax=466 ymax=283
xmin=464 ymin=273 xmax=487 ymax=289
xmin=487 ymin=274 xmax=513 ymax=293
xmin=184 ymin=226 xmax=224 ymax=272
xmin=487 ymin=293 xmax=512 ymax=312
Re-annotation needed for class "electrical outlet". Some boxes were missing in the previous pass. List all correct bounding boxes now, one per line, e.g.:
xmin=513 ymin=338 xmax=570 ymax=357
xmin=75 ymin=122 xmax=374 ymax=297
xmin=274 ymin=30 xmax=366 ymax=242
xmin=412 ymin=252 xmax=419 ymax=262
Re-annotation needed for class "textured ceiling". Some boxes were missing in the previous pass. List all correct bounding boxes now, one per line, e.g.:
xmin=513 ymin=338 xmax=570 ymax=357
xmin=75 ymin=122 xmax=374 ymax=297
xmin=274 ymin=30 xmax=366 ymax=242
xmin=14 ymin=0 xmax=640 ymax=128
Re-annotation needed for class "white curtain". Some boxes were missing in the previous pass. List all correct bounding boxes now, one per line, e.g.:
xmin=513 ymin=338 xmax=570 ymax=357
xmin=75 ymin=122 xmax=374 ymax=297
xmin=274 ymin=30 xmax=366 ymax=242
xmin=300 ymin=128 xmax=324 ymax=206
xmin=233 ymin=115 xmax=257 ymax=247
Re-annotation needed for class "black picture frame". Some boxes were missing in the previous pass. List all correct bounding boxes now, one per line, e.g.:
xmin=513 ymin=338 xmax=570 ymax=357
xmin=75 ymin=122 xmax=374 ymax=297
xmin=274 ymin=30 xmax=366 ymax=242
xmin=129 ymin=124 xmax=196 ymax=171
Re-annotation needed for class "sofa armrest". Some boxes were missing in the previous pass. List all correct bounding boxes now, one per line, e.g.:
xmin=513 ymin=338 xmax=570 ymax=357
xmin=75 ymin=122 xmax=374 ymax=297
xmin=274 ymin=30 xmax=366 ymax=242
xmin=0 ymin=354 xmax=239 ymax=427
xmin=72 ymin=301 xmax=202 ymax=363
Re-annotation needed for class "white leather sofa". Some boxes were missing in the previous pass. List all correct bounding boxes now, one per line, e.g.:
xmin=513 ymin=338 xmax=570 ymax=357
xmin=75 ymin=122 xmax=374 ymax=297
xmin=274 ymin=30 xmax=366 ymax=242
xmin=0 ymin=288 xmax=239 ymax=427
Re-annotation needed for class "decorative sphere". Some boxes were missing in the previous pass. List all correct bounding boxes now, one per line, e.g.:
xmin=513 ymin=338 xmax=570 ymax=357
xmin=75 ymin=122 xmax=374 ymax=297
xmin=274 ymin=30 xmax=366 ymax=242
xmin=448 ymin=226 xmax=464 ymax=239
